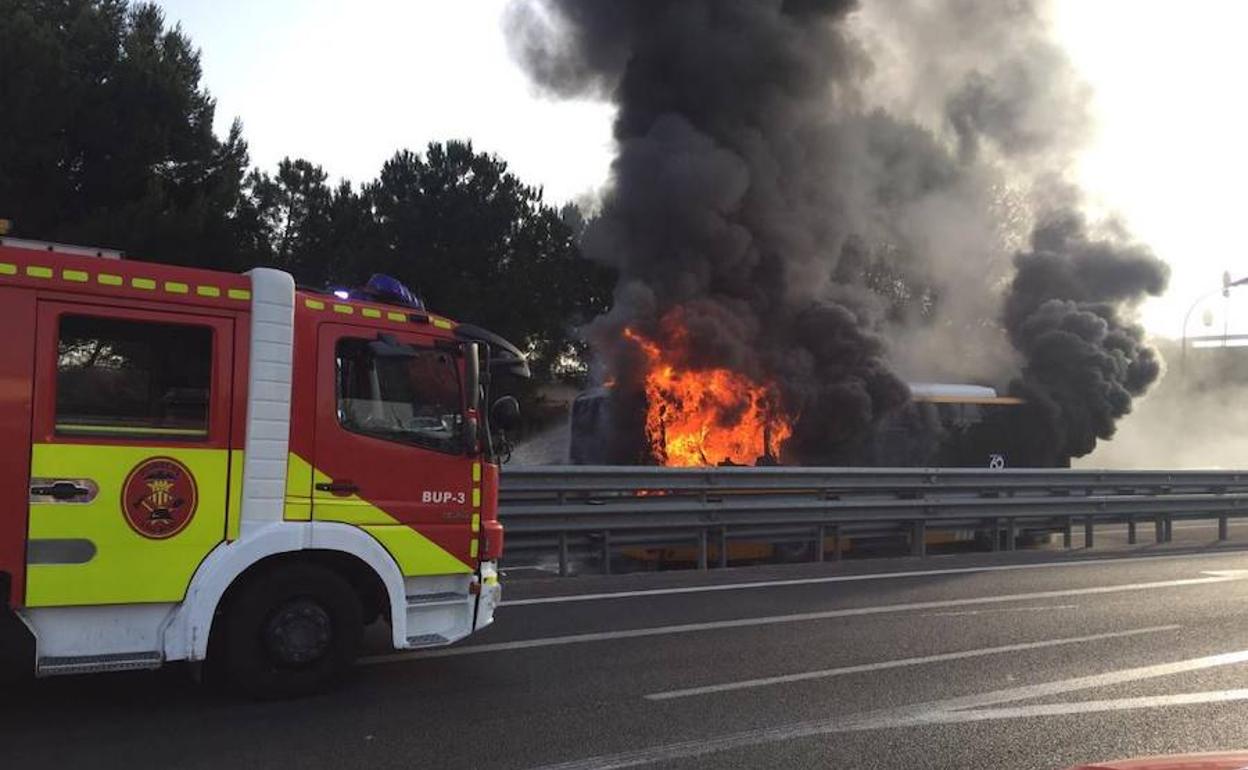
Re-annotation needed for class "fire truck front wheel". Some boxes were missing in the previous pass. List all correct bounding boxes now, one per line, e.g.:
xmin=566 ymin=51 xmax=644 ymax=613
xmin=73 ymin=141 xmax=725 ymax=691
xmin=221 ymin=563 xmax=364 ymax=699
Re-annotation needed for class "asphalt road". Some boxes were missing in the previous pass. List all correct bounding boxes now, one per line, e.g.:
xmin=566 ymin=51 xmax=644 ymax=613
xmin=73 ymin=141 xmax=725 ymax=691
xmin=8 ymin=541 xmax=1248 ymax=769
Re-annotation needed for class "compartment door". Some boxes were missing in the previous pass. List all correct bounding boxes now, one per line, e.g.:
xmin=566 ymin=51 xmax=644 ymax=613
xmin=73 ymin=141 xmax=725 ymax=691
xmin=25 ymin=302 xmax=235 ymax=607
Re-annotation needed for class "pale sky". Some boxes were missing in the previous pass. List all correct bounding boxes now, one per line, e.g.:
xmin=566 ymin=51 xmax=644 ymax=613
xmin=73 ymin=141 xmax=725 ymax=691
xmin=158 ymin=0 xmax=1248 ymax=341
xmin=156 ymin=0 xmax=614 ymax=204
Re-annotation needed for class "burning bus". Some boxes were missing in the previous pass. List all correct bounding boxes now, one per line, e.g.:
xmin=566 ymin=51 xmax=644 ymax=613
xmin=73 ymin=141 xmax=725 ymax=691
xmin=567 ymin=313 xmax=1065 ymax=470
xmin=570 ymin=381 xmax=1036 ymax=469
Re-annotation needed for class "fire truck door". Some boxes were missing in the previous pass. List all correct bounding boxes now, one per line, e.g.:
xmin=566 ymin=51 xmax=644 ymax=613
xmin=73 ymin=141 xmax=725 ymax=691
xmin=24 ymin=302 xmax=235 ymax=607
xmin=311 ymin=323 xmax=476 ymax=577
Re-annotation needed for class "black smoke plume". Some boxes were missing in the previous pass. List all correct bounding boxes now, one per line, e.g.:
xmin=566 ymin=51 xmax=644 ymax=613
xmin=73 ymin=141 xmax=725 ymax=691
xmin=508 ymin=0 xmax=910 ymax=464
xmin=988 ymin=213 xmax=1169 ymax=464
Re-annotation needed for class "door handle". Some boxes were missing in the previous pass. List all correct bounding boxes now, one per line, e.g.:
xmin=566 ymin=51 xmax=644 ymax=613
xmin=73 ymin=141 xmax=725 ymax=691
xmin=30 ymin=479 xmax=98 ymax=503
xmin=315 ymin=481 xmax=359 ymax=495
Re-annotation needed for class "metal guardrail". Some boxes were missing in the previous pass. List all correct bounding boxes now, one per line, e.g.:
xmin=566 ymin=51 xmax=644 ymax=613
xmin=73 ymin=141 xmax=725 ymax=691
xmin=500 ymin=466 xmax=1248 ymax=575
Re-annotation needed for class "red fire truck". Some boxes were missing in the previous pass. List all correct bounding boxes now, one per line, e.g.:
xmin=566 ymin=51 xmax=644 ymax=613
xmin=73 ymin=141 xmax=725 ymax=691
xmin=0 ymin=236 xmax=526 ymax=697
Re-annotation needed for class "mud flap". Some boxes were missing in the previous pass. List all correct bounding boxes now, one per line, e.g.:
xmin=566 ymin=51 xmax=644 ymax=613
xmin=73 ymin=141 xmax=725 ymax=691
xmin=0 ymin=607 xmax=35 ymax=683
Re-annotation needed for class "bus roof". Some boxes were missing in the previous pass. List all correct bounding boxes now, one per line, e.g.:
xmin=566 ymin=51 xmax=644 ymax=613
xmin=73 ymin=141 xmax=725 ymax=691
xmin=909 ymin=382 xmax=1024 ymax=405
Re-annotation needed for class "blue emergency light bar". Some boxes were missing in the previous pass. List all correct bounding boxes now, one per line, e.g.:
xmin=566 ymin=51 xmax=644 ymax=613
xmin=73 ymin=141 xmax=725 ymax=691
xmin=329 ymin=274 xmax=424 ymax=310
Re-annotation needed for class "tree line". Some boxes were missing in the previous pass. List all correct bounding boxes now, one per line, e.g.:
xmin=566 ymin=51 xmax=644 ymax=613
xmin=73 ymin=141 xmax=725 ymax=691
xmin=0 ymin=0 xmax=613 ymax=385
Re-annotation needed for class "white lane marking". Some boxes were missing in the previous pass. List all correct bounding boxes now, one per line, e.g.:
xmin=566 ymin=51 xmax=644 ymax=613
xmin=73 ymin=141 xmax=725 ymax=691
xmin=643 ymin=625 xmax=1178 ymax=701
xmin=533 ymin=647 xmax=1248 ymax=769
xmin=504 ymin=550 xmax=1248 ymax=607
xmin=923 ymin=689 xmax=1248 ymax=723
xmin=361 ymin=573 xmax=1242 ymax=666
xmin=903 ymin=647 xmax=1248 ymax=714
xmin=922 ymin=603 xmax=1078 ymax=618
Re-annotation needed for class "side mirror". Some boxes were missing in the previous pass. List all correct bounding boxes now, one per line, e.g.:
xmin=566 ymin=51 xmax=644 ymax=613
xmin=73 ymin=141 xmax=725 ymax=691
xmin=491 ymin=396 xmax=521 ymax=433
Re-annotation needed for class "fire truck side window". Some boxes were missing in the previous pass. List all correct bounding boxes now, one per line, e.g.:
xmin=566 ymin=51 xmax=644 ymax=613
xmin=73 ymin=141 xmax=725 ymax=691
xmin=336 ymin=338 xmax=464 ymax=454
xmin=55 ymin=315 xmax=213 ymax=440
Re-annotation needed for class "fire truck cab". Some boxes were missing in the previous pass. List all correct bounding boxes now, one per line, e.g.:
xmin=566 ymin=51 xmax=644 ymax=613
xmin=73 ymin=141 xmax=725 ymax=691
xmin=0 ymin=237 xmax=524 ymax=697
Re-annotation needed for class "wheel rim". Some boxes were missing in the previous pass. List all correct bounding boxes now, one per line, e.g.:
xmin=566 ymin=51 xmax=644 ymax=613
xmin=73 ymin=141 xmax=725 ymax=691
xmin=262 ymin=598 xmax=332 ymax=667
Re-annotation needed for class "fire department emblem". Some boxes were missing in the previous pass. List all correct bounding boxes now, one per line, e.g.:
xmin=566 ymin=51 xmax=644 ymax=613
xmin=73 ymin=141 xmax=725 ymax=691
xmin=121 ymin=457 xmax=198 ymax=539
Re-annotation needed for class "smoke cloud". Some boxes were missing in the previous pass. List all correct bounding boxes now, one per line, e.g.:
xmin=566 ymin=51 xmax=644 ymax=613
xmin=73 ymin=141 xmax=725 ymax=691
xmin=999 ymin=212 xmax=1169 ymax=463
xmin=507 ymin=0 xmax=1170 ymax=467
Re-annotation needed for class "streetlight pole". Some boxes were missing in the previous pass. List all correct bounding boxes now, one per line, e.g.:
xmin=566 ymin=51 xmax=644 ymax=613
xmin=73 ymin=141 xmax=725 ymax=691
xmin=1181 ymin=271 xmax=1248 ymax=371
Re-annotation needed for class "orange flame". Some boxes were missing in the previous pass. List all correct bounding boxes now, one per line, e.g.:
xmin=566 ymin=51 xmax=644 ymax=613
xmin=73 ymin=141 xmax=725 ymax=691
xmin=623 ymin=317 xmax=792 ymax=467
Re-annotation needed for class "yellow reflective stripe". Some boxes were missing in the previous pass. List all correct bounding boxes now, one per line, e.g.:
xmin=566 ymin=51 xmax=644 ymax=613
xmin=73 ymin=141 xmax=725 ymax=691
xmin=131 ymin=277 xmax=156 ymax=290
xmin=0 ymin=263 xmax=15 ymax=275
xmin=55 ymin=423 xmax=207 ymax=437
xmin=472 ymin=487 xmax=481 ymax=508
xmin=333 ymin=304 xmax=353 ymax=314
xmin=431 ymin=317 xmax=453 ymax=330
xmin=469 ymin=539 xmax=479 ymax=558
xmin=26 ymin=443 xmax=230 ymax=607
xmin=98 ymin=273 xmax=122 ymax=286
xmin=164 ymin=281 xmax=189 ymax=294
xmin=286 ymin=452 xmax=314 ymax=500
xmin=282 ymin=451 xmax=311 ymax=519
xmin=26 ymin=266 xmax=52 ymax=279
xmin=305 ymin=299 xmax=325 ymax=310
xmin=227 ymin=288 xmax=250 ymax=301
xmin=387 ymin=311 xmax=407 ymax=322
xmin=301 ymin=452 xmax=472 ymax=575
xmin=472 ymin=462 xmax=481 ymax=483
xmin=361 ymin=525 xmax=473 ymax=576
xmin=62 ymin=269 xmax=89 ymax=283
xmin=284 ymin=500 xmax=312 ymax=522
xmin=471 ymin=513 xmax=481 ymax=533
xmin=197 ymin=285 xmax=221 ymax=297
xmin=227 ymin=449 xmax=244 ymax=541
xmin=361 ymin=308 xmax=381 ymax=319
xmin=299 ymin=454 xmax=469 ymax=574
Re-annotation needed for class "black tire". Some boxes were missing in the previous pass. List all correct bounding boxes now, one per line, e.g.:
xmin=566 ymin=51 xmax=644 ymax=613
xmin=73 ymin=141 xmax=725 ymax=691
xmin=221 ymin=563 xmax=363 ymax=700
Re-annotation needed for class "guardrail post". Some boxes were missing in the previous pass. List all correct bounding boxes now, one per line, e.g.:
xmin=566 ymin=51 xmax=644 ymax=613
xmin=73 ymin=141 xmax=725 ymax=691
xmin=697 ymin=528 xmax=709 ymax=571
xmin=718 ymin=526 xmax=728 ymax=569
xmin=832 ymin=525 xmax=842 ymax=561
xmin=558 ymin=532 xmax=569 ymax=577
xmin=1164 ymin=516 xmax=1174 ymax=543
xmin=1155 ymin=514 xmax=1164 ymax=543
xmin=1220 ymin=515 xmax=1229 ymax=541
xmin=1063 ymin=517 xmax=1072 ymax=549
xmin=990 ymin=518 xmax=1001 ymax=552
xmin=1127 ymin=516 xmax=1137 ymax=545
xmin=1006 ymin=518 xmax=1017 ymax=552
xmin=816 ymin=525 xmax=826 ymax=563
xmin=1084 ymin=517 xmax=1094 ymax=549
xmin=912 ymin=521 xmax=926 ymax=558
xmin=601 ymin=530 xmax=611 ymax=575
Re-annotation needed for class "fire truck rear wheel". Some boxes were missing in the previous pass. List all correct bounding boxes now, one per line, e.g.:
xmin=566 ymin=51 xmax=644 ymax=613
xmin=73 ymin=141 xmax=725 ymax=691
xmin=222 ymin=563 xmax=364 ymax=699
